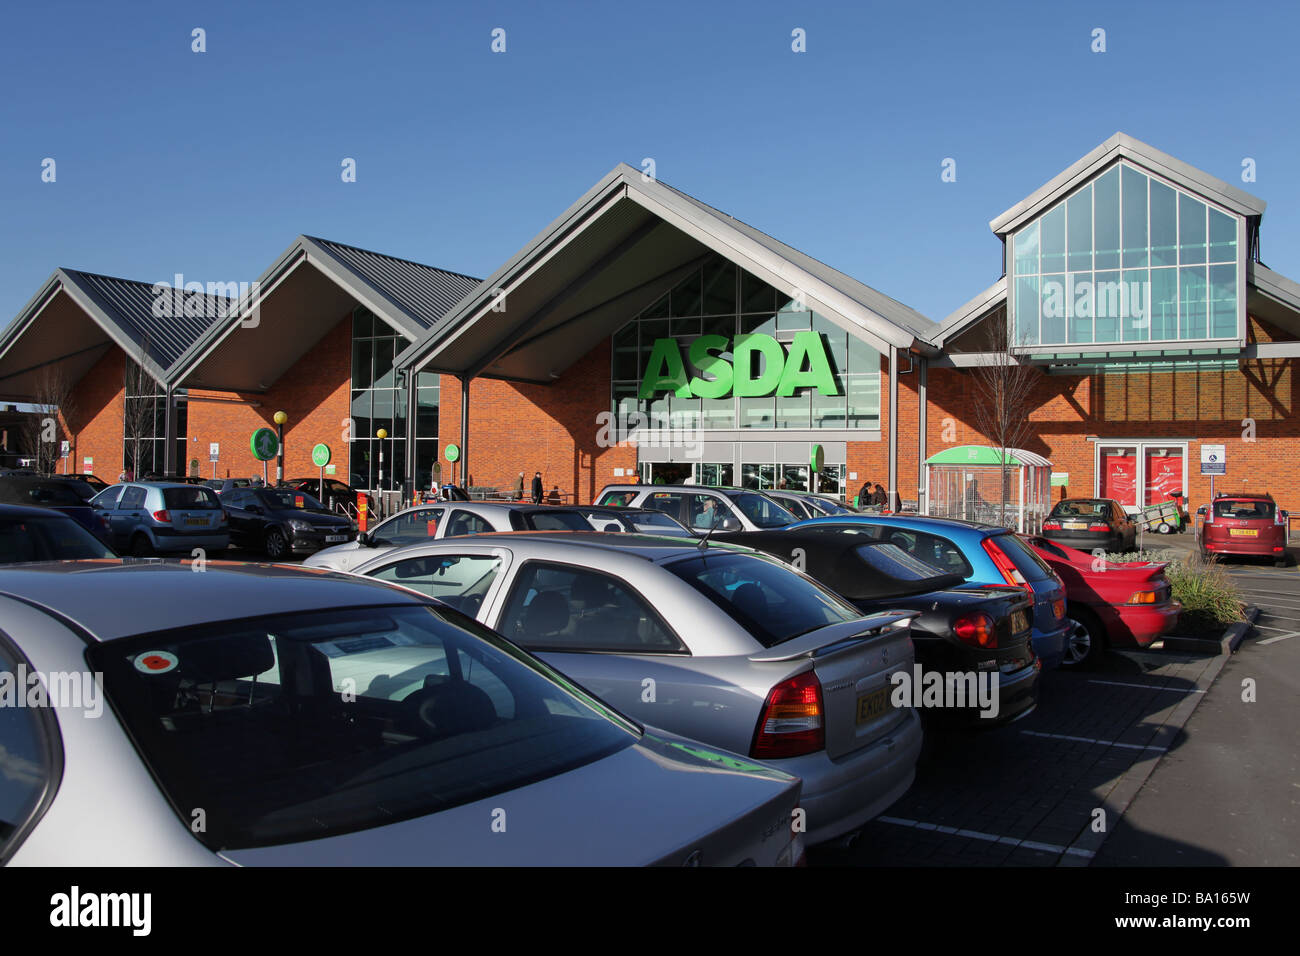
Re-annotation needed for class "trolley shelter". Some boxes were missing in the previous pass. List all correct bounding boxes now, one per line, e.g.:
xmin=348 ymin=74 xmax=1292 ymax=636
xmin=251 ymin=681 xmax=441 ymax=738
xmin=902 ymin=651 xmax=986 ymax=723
xmin=924 ymin=445 xmax=1053 ymax=533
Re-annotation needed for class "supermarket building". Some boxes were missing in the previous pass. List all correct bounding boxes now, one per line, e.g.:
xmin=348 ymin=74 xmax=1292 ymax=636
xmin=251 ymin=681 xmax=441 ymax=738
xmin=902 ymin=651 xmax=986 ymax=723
xmin=3 ymin=132 xmax=1299 ymax=515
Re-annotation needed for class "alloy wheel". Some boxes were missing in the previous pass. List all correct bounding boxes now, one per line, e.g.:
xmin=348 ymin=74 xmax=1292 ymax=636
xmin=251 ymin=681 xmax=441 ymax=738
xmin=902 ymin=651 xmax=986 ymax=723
xmin=265 ymin=527 xmax=288 ymax=560
xmin=1063 ymin=617 xmax=1095 ymax=667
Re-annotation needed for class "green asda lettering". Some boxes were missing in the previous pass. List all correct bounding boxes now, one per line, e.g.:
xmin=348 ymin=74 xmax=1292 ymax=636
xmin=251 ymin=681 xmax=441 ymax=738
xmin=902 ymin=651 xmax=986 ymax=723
xmin=637 ymin=331 xmax=840 ymax=400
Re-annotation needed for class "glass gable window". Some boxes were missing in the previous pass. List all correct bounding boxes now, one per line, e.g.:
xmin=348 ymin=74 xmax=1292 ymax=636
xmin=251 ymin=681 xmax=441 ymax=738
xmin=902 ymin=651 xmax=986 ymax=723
xmin=350 ymin=307 xmax=424 ymax=492
xmin=610 ymin=254 xmax=880 ymax=431
xmin=1011 ymin=161 xmax=1241 ymax=347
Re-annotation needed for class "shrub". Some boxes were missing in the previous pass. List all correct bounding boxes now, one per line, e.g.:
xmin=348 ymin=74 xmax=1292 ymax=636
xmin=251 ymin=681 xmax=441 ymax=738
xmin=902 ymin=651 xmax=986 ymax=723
xmin=1161 ymin=550 xmax=1244 ymax=637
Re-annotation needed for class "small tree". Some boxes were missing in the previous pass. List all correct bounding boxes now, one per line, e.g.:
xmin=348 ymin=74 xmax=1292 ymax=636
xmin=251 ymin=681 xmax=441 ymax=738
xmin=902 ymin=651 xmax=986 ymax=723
xmin=123 ymin=337 xmax=159 ymax=480
xmin=969 ymin=313 xmax=1038 ymax=528
xmin=23 ymin=365 xmax=78 ymax=474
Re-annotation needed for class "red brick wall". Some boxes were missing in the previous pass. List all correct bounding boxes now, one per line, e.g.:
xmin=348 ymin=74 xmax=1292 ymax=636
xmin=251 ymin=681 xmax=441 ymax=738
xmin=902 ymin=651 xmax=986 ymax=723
xmin=187 ymin=313 xmax=353 ymax=480
xmin=915 ymin=313 xmax=1300 ymax=511
xmin=65 ymin=348 xmax=125 ymax=479
xmin=438 ymin=340 xmax=636 ymax=504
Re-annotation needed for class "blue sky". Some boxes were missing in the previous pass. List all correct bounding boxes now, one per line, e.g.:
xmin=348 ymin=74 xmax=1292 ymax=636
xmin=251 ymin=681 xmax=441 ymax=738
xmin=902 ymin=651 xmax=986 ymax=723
xmin=2 ymin=0 xmax=1297 ymax=328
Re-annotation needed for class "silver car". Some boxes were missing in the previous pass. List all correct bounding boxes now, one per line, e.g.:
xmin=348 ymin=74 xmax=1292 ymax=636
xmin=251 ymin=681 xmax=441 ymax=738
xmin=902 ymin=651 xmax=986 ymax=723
xmin=91 ymin=482 xmax=229 ymax=556
xmin=596 ymin=484 xmax=797 ymax=533
xmin=348 ymin=532 xmax=924 ymax=844
xmin=0 ymin=561 xmax=803 ymax=866
xmin=305 ymin=501 xmax=595 ymax=573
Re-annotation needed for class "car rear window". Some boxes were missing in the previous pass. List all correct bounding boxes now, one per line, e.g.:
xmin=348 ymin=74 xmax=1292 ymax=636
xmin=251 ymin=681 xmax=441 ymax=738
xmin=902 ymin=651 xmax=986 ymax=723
xmin=992 ymin=533 xmax=1057 ymax=582
xmin=1049 ymin=500 xmax=1109 ymax=518
xmin=260 ymin=489 xmax=328 ymax=512
xmin=88 ymin=604 xmax=638 ymax=851
xmin=0 ymin=515 xmax=116 ymax=562
xmin=732 ymin=494 xmax=796 ymax=528
xmin=597 ymin=491 xmax=638 ymax=507
xmin=162 ymin=487 xmax=222 ymax=510
xmin=521 ymin=510 xmax=593 ymax=532
xmin=665 ymin=550 xmax=861 ymax=648
xmin=1212 ymin=499 xmax=1275 ymax=519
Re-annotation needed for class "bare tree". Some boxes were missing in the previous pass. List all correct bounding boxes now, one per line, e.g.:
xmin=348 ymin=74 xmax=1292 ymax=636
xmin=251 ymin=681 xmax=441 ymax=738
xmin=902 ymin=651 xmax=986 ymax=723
xmin=123 ymin=337 xmax=159 ymax=480
xmin=969 ymin=313 xmax=1038 ymax=527
xmin=22 ymin=364 xmax=78 ymax=475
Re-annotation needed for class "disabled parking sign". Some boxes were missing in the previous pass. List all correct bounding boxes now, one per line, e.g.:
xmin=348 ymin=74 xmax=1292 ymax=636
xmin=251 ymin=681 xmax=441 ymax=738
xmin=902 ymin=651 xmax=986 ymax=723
xmin=1200 ymin=444 xmax=1226 ymax=475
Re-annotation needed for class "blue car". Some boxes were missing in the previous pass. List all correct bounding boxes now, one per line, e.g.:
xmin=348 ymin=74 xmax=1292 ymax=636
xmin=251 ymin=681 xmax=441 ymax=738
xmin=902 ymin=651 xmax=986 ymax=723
xmin=786 ymin=514 xmax=1071 ymax=669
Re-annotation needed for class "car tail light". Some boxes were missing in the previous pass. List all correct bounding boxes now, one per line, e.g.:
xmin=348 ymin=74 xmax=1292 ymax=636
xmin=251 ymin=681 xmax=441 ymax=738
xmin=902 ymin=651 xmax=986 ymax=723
xmin=1128 ymin=590 xmax=1158 ymax=604
xmin=981 ymin=538 xmax=1027 ymax=586
xmin=152 ymin=510 xmax=171 ymax=523
xmin=1042 ymin=520 xmax=1061 ymax=531
xmin=751 ymin=671 xmax=824 ymax=759
xmin=1052 ymin=598 xmax=1065 ymax=618
xmin=1276 ymin=510 xmax=1286 ymax=526
xmin=953 ymin=612 xmax=996 ymax=648
xmin=1088 ymin=523 xmax=1110 ymax=532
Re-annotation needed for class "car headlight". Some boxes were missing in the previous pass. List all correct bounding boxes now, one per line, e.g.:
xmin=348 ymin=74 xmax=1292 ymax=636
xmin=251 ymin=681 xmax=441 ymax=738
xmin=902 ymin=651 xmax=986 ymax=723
xmin=287 ymin=518 xmax=312 ymax=533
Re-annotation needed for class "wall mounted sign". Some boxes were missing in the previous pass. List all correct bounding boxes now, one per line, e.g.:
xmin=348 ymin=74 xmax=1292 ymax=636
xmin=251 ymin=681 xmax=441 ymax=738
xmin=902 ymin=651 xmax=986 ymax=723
xmin=638 ymin=331 xmax=840 ymax=399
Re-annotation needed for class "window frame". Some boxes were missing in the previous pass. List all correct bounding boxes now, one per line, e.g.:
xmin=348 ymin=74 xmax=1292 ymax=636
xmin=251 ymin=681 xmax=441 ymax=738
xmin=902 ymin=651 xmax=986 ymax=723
xmin=0 ymin=629 xmax=65 ymax=864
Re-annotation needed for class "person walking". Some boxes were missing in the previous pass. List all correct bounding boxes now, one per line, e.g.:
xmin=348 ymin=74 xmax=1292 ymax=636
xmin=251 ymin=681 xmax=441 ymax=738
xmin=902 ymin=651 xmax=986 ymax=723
xmin=870 ymin=483 xmax=887 ymax=507
xmin=856 ymin=480 xmax=872 ymax=508
xmin=530 ymin=471 xmax=543 ymax=504
xmin=513 ymin=472 xmax=525 ymax=501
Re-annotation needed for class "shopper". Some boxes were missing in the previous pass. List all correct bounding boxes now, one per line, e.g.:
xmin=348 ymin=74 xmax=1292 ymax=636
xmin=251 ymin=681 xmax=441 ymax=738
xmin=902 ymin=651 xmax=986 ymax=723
xmin=531 ymin=471 xmax=543 ymax=504
xmin=871 ymin=483 xmax=887 ymax=507
xmin=856 ymin=481 xmax=872 ymax=507
xmin=513 ymin=472 xmax=525 ymax=501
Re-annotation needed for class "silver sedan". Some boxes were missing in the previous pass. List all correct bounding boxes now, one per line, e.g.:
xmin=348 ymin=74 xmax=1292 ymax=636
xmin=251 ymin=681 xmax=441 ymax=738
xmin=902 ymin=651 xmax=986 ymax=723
xmin=348 ymin=532 xmax=924 ymax=845
xmin=0 ymin=561 xmax=802 ymax=866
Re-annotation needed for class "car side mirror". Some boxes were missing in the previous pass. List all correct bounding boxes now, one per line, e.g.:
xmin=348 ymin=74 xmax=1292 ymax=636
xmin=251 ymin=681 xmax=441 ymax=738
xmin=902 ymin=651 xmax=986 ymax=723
xmin=720 ymin=516 xmax=742 ymax=531
xmin=1196 ymin=506 xmax=1207 ymax=516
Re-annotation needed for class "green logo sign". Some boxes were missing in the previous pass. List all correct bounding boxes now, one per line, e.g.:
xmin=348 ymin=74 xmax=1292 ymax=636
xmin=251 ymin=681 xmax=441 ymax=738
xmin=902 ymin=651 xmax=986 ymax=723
xmin=311 ymin=443 xmax=331 ymax=468
xmin=250 ymin=428 xmax=279 ymax=461
xmin=637 ymin=331 xmax=839 ymax=400
xmin=444 ymin=444 xmax=460 ymax=463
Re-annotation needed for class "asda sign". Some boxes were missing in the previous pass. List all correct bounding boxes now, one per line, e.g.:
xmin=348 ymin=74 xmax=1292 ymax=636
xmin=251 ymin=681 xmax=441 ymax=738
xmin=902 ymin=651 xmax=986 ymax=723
xmin=638 ymin=331 xmax=839 ymax=399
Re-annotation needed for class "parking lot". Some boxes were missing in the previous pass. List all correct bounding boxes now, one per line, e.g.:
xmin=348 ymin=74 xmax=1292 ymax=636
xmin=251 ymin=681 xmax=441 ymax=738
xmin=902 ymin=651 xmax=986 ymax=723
xmin=811 ymin=535 xmax=1297 ymax=868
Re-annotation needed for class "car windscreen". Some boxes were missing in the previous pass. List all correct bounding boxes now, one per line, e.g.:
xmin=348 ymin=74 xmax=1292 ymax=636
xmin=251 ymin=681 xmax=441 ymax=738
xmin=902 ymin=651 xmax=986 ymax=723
xmin=1212 ymin=499 xmax=1275 ymax=519
xmin=88 ymin=604 xmax=639 ymax=851
xmin=731 ymin=493 xmax=796 ymax=528
xmin=0 ymin=514 xmax=116 ymax=562
xmin=807 ymin=497 xmax=854 ymax=515
xmin=993 ymin=533 xmax=1058 ymax=582
xmin=629 ymin=512 xmax=692 ymax=536
xmin=259 ymin=489 xmax=329 ymax=512
xmin=664 ymin=550 xmax=861 ymax=648
xmin=162 ymin=487 xmax=222 ymax=510
xmin=522 ymin=510 xmax=594 ymax=532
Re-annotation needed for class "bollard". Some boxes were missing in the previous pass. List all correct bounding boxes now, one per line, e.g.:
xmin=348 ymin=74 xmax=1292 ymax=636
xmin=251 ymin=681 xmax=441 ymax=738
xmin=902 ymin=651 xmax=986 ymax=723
xmin=358 ymin=495 xmax=368 ymax=533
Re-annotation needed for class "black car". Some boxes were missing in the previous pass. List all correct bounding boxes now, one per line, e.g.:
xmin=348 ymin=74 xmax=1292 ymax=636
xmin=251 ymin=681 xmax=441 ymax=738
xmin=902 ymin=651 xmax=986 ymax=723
xmin=0 ymin=474 xmax=112 ymax=546
xmin=222 ymin=487 xmax=356 ymax=559
xmin=282 ymin=477 xmax=369 ymax=516
xmin=1041 ymin=497 xmax=1137 ymax=553
xmin=717 ymin=529 xmax=1041 ymax=726
xmin=0 ymin=504 xmax=118 ymax=563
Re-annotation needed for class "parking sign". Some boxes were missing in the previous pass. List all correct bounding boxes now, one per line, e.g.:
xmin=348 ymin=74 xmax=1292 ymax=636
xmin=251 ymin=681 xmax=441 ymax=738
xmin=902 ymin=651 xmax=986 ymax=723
xmin=1200 ymin=444 xmax=1226 ymax=475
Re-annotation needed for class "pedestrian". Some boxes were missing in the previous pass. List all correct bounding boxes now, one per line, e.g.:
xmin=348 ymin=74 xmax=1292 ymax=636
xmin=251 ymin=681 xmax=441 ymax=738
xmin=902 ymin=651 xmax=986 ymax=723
xmin=871 ymin=483 xmax=887 ymax=507
xmin=514 ymin=471 xmax=525 ymax=501
xmin=531 ymin=471 xmax=543 ymax=504
xmin=547 ymin=484 xmax=561 ymax=505
xmin=429 ymin=477 xmax=440 ymax=503
xmin=856 ymin=481 xmax=872 ymax=508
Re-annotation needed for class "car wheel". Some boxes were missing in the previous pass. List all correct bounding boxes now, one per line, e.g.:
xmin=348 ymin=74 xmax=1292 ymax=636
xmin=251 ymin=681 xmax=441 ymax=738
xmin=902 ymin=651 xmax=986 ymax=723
xmin=1276 ymin=556 xmax=1288 ymax=568
xmin=129 ymin=534 xmax=152 ymax=557
xmin=1156 ymin=522 xmax=1171 ymax=534
xmin=1062 ymin=610 xmax=1103 ymax=668
xmin=264 ymin=527 xmax=289 ymax=560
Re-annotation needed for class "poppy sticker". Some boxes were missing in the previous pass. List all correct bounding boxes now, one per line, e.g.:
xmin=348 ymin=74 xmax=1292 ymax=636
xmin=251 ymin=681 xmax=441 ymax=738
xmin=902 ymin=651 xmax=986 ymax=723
xmin=133 ymin=651 xmax=179 ymax=674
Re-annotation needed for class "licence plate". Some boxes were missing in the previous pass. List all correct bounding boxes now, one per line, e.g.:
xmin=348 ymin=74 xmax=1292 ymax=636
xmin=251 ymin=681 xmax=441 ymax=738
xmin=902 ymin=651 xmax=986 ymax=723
xmin=1064 ymin=521 xmax=1087 ymax=530
xmin=325 ymin=534 xmax=347 ymax=543
xmin=184 ymin=516 xmax=208 ymax=526
xmin=1229 ymin=528 xmax=1258 ymax=537
xmin=856 ymin=687 xmax=891 ymax=725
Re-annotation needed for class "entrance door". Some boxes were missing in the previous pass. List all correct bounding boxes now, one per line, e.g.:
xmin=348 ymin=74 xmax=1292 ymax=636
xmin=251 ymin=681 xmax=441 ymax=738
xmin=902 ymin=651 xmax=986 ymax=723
xmin=1099 ymin=446 xmax=1138 ymax=508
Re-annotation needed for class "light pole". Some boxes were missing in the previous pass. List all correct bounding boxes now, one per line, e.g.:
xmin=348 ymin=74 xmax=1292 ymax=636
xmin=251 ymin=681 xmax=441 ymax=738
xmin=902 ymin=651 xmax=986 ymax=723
xmin=273 ymin=410 xmax=288 ymax=485
xmin=376 ymin=428 xmax=388 ymax=516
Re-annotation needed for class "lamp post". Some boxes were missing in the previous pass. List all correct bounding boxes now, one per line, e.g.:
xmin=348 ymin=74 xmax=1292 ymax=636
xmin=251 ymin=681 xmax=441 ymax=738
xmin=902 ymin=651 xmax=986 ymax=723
xmin=376 ymin=428 xmax=388 ymax=519
xmin=273 ymin=410 xmax=288 ymax=485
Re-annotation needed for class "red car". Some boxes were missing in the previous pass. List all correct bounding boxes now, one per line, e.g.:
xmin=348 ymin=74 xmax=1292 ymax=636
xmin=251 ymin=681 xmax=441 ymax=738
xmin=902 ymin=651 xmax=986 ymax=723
xmin=1024 ymin=535 xmax=1181 ymax=667
xmin=1197 ymin=492 xmax=1289 ymax=567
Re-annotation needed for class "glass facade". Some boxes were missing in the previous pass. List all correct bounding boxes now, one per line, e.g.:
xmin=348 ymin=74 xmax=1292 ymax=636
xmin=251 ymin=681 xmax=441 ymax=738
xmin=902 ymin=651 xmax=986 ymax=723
xmin=611 ymin=255 xmax=881 ymax=430
xmin=350 ymin=307 xmax=428 ymax=492
xmin=1011 ymin=161 xmax=1240 ymax=347
xmin=122 ymin=360 xmax=185 ymax=478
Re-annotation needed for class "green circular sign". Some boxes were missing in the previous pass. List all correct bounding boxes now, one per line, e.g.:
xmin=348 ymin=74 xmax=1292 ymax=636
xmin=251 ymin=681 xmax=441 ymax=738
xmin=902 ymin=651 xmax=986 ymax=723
xmin=250 ymin=428 xmax=279 ymax=461
xmin=810 ymin=443 xmax=825 ymax=474
xmin=311 ymin=443 xmax=331 ymax=468
xmin=444 ymin=444 xmax=460 ymax=463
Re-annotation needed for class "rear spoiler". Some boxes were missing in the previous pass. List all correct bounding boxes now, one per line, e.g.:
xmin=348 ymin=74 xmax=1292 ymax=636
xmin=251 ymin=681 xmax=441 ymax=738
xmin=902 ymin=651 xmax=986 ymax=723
xmin=748 ymin=611 xmax=920 ymax=663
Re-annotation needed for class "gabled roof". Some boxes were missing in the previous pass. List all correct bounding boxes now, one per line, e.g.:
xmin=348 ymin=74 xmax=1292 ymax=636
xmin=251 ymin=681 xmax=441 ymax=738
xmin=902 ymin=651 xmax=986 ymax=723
xmin=397 ymin=163 xmax=938 ymax=381
xmin=989 ymin=132 xmax=1267 ymax=237
xmin=930 ymin=276 xmax=1007 ymax=350
xmin=170 ymin=235 xmax=481 ymax=392
xmin=0 ymin=268 xmax=231 ymax=397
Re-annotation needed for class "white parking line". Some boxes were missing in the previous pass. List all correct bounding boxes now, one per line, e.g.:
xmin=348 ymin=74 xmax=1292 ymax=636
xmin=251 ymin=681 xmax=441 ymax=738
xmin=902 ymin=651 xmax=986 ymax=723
xmin=1020 ymin=729 xmax=1168 ymax=752
xmin=875 ymin=815 xmax=1095 ymax=858
xmin=1254 ymin=623 xmax=1298 ymax=632
xmin=1258 ymin=632 xmax=1300 ymax=645
xmin=1087 ymin=679 xmax=1205 ymax=693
